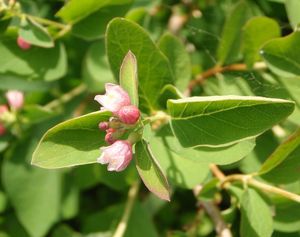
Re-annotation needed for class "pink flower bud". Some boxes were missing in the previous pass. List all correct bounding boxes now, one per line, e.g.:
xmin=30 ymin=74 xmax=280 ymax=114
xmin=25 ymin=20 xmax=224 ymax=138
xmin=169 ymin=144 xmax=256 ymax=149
xmin=5 ymin=90 xmax=24 ymax=110
xmin=97 ymin=140 xmax=132 ymax=172
xmin=94 ymin=83 xmax=131 ymax=114
xmin=118 ymin=105 xmax=140 ymax=124
xmin=99 ymin=122 xmax=109 ymax=131
xmin=105 ymin=131 xmax=117 ymax=145
xmin=17 ymin=36 xmax=31 ymax=50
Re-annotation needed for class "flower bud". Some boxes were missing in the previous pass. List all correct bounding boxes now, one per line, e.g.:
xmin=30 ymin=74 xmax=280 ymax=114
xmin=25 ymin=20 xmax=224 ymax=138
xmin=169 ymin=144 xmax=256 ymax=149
xmin=97 ymin=140 xmax=132 ymax=172
xmin=105 ymin=131 xmax=116 ymax=145
xmin=118 ymin=105 xmax=140 ymax=124
xmin=0 ymin=105 xmax=8 ymax=115
xmin=5 ymin=90 xmax=24 ymax=110
xmin=99 ymin=122 xmax=109 ymax=131
xmin=0 ymin=124 xmax=5 ymax=136
xmin=17 ymin=36 xmax=31 ymax=50
xmin=94 ymin=83 xmax=131 ymax=114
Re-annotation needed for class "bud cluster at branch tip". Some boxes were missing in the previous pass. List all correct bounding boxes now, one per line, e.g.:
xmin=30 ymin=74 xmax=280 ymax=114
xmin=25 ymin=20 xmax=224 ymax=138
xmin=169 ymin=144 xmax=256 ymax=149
xmin=94 ymin=83 xmax=141 ymax=172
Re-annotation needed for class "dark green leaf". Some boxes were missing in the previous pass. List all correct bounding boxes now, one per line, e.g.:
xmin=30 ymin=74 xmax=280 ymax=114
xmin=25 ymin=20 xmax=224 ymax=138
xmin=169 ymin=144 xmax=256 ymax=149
xmin=106 ymin=18 xmax=174 ymax=112
xmin=168 ymin=96 xmax=294 ymax=148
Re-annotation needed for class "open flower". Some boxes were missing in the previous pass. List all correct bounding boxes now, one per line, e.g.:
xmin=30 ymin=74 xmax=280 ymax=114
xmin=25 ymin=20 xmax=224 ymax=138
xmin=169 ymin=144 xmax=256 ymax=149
xmin=94 ymin=83 xmax=130 ymax=114
xmin=97 ymin=140 xmax=132 ymax=172
xmin=5 ymin=90 xmax=24 ymax=110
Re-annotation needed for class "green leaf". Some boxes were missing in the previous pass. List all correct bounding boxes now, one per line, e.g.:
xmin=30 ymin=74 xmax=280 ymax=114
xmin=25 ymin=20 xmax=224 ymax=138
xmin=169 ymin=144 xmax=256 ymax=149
xmin=135 ymin=139 xmax=171 ymax=201
xmin=2 ymin=137 xmax=61 ymax=237
xmin=21 ymin=105 xmax=55 ymax=124
xmin=277 ymin=76 xmax=300 ymax=106
xmin=240 ymin=188 xmax=273 ymax=237
xmin=19 ymin=18 xmax=54 ymax=48
xmin=261 ymin=31 xmax=300 ymax=77
xmin=82 ymin=41 xmax=114 ymax=92
xmin=158 ymin=33 xmax=191 ymax=91
xmin=217 ymin=1 xmax=249 ymax=65
xmin=259 ymin=128 xmax=300 ymax=175
xmin=106 ymin=18 xmax=174 ymax=112
xmin=31 ymin=111 xmax=111 ymax=169
xmin=72 ymin=3 xmax=132 ymax=40
xmin=57 ymin=0 xmax=133 ymax=23
xmin=144 ymin=125 xmax=210 ymax=189
xmin=167 ymin=96 xmax=295 ymax=148
xmin=0 ymin=36 xmax=67 ymax=81
xmin=285 ymin=0 xmax=300 ymax=29
xmin=243 ymin=16 xmax=280 ymax=68
xmin=120 ymin=51 xmax=139 ymax=107
xmin=158 ymin=84 xmax=183 ymax=109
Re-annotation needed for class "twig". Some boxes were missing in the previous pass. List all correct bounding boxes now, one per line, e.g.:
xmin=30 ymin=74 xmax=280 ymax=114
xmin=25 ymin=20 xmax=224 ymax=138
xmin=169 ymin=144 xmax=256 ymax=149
xmin=210 ymin=165 xmax=300 ymax=203
xmin=199 ymin=201 xmax=232 ymax=237
xmin=113 ymin=180 xmax=140 ymax=237
xmin=44 ymin=84 xmax=87 ymax=110
xmin=184 ymin=62 xmax=267 ymax=96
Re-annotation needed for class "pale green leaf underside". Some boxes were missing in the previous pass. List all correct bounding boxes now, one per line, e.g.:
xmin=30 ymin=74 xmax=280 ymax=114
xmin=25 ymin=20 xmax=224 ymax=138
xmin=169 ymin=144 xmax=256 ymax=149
xmin=32 ymin=111 xmax=111 ymax=169
xmin=135 ymin=139 xmax=170 ymax=201
xmin=120 ymin=50 xmax=139 ymax=107
xmin=168 ymin=96 xmax=295 ymax=148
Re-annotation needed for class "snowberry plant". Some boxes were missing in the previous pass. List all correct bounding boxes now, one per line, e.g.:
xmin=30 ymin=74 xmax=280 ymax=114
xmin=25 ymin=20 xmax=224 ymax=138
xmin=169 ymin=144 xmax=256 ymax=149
xmin=1 ymin=0 xmax=300 ymax=236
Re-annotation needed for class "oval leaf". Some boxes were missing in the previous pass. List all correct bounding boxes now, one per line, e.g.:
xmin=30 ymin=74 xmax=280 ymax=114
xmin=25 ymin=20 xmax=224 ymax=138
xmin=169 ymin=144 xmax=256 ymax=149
xmin=261 ymin=31 xmax=300 ymax=77
xmin=120 ymin=50 xmax=138 ymax=106
xmin=167 ymin=96 xmax=295 ymax=148
xmin=106 ymin=18 xmax=174 ymax=112
xmin=135 ymin=139 xmax=171 ymax=201
xmin=19 ymin=18 xmax=54 ymax=48
xmin=32 ymin=111 xmax=111 ymax=169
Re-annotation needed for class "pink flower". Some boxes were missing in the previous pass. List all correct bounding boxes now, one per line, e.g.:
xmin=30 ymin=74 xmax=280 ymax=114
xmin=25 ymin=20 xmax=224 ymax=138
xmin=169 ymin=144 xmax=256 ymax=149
xmin=118 ymin=105 xmax=140 ymax=124
xmin=94 ymin=83 xmax=131 ymax=114
xmin=17 ymin=36 xmax=31 ymax=50
xmin=5 ymin=90 xmax=24 ymax=110
xmin=97 ymin=140 xmax=132 ymax=172
xmin=0 ymin=124 xmax=5 ymax=136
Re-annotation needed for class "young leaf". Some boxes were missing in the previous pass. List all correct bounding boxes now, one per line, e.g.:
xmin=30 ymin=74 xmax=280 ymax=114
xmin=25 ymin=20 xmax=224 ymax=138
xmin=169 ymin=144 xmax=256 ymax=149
xmin=120 ymin=51 xmax=138 ymax=107
xmin=106 ymin=18 xmax=174 ymax=112
xmin=135 ymin=139 xmax=171 ymax=201
xmin=31 ymin=111 xmax=111 ymax=169
xmin=167 ymin=96 xmax=295 ymax=148
xmin=261 ymin=31 xmax=300 ymax=77
xmin=240 ymin=188 xmax=273 ymax=237
xmin=19 ymin=18 xmax=54 ymax=48
xmin=158 ymin=33 xmax=191 ymax=91
xmin=243 ymin=16 xmax=280 ymax=68
xmin=259 ymin=128 xmax=300 ymax=175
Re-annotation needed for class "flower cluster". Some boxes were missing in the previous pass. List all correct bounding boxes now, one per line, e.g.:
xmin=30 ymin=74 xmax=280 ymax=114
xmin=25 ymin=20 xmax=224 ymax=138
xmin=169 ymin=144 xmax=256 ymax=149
xmin=94 ymin=83 xmax=141 ymax=172
xmin=0 ymin=90 xmax=24 ymax=136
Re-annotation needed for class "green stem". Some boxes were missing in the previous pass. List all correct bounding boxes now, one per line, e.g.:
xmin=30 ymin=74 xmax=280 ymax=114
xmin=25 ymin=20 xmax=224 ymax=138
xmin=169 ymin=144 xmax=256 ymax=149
xmin=113 ymin=180 xmax=140 ymax=237
xmin=26 ymin=14 xmax=67 ymax=29
xmin=44 ymin=84 xmax=87 ymax=110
